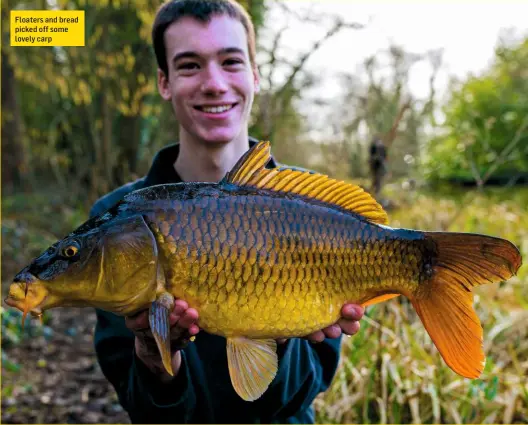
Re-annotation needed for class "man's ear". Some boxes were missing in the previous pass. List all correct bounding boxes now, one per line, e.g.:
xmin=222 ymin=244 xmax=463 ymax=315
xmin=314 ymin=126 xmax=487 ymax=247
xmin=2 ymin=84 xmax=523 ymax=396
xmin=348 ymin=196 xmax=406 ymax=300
xmin=253 ymin=66 xmax=261 ymax=94
xmin=157 ymin=68 xmax=172 ymax=101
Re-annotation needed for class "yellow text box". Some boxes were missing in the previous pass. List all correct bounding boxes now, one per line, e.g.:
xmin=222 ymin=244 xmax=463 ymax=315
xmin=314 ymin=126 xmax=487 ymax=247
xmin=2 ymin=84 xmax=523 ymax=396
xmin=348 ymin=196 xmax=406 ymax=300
xmin=11 ymin=10 xmax=85 ymax=46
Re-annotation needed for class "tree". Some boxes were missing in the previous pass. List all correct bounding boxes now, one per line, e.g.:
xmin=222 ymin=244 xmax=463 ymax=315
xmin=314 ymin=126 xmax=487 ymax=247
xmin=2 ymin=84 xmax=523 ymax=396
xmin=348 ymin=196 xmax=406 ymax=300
xmin=250 ymin=0 xmax=364 ymax=165
xmin=424 ymin=36 xmax=528 ymax=185
xmin=317 ymin=45 xmax=442 ymax=182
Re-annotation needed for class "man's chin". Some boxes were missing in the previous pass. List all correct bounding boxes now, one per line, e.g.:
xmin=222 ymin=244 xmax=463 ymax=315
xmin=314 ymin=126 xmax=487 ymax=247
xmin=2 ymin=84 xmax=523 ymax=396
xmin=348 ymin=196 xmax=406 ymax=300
xmin=197 ymin=131 xmax=243 ymax=146
xmin=180 ymin=123 xmax=248 ymax=147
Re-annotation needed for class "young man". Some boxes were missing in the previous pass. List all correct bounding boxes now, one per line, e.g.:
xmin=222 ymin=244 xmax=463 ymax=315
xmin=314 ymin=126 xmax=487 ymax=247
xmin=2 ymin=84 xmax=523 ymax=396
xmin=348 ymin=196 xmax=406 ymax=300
xmin=90 ymin=1 xmax=364 ymax=423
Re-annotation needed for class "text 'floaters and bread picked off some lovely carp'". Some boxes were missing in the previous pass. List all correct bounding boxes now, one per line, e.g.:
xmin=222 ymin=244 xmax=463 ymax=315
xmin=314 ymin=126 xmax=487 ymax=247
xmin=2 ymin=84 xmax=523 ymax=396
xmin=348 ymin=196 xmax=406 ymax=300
xmin=10 ymin=10 xmax=85 ymax=46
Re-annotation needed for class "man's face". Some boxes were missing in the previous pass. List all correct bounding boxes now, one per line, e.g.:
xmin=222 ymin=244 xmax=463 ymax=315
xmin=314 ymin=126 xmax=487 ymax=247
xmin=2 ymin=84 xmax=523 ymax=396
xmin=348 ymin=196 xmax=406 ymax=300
xmin=158 ymin=15 xmax=259 ymax=146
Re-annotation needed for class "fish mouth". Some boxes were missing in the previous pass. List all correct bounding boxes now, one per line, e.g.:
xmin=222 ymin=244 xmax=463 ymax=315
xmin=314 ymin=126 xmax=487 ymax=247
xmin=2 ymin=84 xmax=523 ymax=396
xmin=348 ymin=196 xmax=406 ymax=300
xmin=4 ymin=277 xmax=49 ymax=326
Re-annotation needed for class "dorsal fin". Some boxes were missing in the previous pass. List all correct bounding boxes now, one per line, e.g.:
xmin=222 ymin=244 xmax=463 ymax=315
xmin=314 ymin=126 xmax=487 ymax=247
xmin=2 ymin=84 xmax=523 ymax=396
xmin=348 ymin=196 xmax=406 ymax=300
xmin=223 ymin=141 xmax=388 ymax=225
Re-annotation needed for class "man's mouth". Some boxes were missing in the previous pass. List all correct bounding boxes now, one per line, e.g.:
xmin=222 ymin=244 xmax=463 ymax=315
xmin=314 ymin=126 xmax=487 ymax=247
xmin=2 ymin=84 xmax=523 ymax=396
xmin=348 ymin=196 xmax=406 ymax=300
xmin=194 ymin=103 xmax=237 ymax=114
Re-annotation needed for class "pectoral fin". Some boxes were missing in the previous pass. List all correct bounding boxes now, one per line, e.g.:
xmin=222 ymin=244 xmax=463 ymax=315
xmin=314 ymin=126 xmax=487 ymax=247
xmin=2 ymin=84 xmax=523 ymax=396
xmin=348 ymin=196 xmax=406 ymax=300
xmin=226 ymin=337 xmax=278 ymax=401
xmin=148 ymin=292 xmax=175 ymax=376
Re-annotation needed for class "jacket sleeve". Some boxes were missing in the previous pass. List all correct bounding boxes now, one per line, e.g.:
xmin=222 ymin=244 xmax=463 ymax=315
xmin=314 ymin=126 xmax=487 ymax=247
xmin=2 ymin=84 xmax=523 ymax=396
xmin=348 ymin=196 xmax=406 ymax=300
xmin=90 ymin=187 xmax=198 ymax=423
xmin=94 ymin=309 xmax=198 ymax=423
xmin=266 ymin=336 xmax=342 ymax=420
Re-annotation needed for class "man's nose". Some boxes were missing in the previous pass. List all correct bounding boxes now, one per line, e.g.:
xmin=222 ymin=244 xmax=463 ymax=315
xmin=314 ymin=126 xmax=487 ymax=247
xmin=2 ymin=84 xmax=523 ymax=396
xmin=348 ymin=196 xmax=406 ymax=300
xmin=200 ymin=63 xmax=228 ymax=95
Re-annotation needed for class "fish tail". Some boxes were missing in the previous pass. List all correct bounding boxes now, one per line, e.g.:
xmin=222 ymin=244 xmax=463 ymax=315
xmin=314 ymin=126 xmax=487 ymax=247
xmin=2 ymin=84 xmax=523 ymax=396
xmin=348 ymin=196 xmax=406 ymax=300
xmin=410 ymin=232 xmax=521 ymax=379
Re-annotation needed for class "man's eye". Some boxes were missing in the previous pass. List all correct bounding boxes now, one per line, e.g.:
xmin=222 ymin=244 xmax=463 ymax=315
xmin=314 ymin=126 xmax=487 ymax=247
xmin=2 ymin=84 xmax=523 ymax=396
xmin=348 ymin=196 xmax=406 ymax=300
xmin=178 ymin=62 xmax=199 ymax=70
xmin=224 ymin=58 xmax=243 ymax=66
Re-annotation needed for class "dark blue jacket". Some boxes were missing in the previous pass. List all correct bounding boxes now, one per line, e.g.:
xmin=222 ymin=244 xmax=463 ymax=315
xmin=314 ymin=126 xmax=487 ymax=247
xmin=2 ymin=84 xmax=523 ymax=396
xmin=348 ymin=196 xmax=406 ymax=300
xmin=90 ymin=139 xmax=342 ymax=424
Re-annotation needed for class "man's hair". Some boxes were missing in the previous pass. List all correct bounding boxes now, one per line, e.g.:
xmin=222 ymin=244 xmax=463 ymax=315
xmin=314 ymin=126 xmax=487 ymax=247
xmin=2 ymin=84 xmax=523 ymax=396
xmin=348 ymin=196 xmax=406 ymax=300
xmin=152 ymin=0 xmax=257 ymax=77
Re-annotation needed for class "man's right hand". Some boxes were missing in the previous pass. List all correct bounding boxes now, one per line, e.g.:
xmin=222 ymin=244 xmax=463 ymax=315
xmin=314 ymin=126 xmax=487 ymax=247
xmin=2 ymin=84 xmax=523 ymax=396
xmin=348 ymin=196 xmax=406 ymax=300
xmin=125 ymin=299 xmax=200 ymax=382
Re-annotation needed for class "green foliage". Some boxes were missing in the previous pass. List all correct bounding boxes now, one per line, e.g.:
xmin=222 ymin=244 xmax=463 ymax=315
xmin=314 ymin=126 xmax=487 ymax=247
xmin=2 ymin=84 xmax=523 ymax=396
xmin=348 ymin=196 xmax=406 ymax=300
xmin=424 ymin=37 xmax=528 ymax=184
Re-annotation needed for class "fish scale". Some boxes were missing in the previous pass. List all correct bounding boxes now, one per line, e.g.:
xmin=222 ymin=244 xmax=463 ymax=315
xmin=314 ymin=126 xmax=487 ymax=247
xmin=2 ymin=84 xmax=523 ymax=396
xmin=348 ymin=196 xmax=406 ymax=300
xmin=147 ymin=194 xmax=421 ymax=338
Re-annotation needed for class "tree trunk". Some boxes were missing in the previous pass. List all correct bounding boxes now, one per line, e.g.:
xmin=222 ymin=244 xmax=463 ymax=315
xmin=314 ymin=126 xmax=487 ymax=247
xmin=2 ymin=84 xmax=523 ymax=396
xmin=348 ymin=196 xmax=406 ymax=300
xmin=1 ymin=50 xmax=25 ymax=191
xmin=115 ymin=114 xmax=141 ymax=185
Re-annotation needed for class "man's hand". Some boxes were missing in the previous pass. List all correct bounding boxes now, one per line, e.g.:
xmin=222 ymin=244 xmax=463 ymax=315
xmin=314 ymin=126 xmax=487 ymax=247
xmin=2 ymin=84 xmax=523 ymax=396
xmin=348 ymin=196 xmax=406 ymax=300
xmin=277 ymin=303 xmax=364 ymax=345
xmin=127 ymin=299 xmax=362 ymax=371
xmin=305 ymin=303 xmax=364 ymax=342
xmin=126 ymin=299 xmax=200 ymax=381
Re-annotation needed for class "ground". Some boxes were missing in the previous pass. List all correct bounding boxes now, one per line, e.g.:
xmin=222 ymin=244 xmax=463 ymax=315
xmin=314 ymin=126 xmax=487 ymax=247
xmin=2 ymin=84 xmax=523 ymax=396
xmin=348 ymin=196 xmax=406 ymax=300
xmin=1 ymin=307 xmax=131 ymax=424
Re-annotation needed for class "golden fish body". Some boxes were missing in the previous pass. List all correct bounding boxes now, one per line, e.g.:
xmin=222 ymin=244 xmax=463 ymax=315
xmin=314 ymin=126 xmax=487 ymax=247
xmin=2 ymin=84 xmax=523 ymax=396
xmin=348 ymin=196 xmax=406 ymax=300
xmin=146 ymin=191 xmax=424 ymax=339
xmin=5 ymin=142 xmax=522 ymax=402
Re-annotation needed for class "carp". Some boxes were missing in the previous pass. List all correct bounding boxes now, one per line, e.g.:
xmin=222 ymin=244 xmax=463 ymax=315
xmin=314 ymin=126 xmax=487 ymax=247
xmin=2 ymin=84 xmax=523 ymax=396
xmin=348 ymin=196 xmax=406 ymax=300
xmin=5 ymin=142 xmax=522 ymax=401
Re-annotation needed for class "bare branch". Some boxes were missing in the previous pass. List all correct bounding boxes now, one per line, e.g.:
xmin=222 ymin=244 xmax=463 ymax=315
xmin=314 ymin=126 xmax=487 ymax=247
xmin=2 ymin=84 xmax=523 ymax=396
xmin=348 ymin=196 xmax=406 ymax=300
xmin=420 ymin=48 xmax=444 ymax=125
xmin=481 ymin=114 xmax=528 ymax=185
xmin=277 ymin=18 xmax=359 ymax=98
xmin=275 ymin=0 xmax=362 ymax=28
xmin=467 ymin=143 xmax=484 ymax=188
xmin=385 ymin=100 xmax=412 ymax=148
xmin=263 ymin=22 xmax=290 ymax=91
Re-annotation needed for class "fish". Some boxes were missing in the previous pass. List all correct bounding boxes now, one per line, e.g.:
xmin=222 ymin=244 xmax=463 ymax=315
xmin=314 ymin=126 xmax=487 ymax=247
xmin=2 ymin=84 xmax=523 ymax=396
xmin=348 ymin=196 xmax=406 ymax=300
xmin=5 ymin=141 xmax=522 ymax=401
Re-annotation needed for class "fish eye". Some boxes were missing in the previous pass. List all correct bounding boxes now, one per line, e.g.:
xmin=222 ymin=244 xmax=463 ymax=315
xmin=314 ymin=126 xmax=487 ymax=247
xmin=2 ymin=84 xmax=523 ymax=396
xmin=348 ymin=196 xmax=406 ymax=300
xmin=61 ymin=241 xmax=80 ymax=258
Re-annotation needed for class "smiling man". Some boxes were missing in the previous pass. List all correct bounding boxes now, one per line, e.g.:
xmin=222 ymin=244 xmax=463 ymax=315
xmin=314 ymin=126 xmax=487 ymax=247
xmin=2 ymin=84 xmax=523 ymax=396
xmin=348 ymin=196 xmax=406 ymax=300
xmin=90 ymin=1 xmax=364 ymax=423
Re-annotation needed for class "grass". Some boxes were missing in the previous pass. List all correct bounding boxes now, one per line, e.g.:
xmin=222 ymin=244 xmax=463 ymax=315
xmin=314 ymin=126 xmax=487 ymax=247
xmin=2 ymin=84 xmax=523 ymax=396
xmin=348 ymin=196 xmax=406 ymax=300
xmin=315 ymin=183 xmax=528 ymax=424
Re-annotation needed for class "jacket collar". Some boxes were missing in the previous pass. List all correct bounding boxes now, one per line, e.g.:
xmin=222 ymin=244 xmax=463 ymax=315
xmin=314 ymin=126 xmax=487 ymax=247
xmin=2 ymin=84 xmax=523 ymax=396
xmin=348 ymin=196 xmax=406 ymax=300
xmin=144 ymin=137 xmax=277 ymax=187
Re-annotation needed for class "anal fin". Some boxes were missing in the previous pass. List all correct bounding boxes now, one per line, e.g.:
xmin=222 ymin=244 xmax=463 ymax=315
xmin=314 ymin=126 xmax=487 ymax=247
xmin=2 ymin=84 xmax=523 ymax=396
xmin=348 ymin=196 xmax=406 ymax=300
xmin=149 ymin=292 xmax=175 ymax=376
xmin=227 ymin=337 xmax=278 ymax=401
